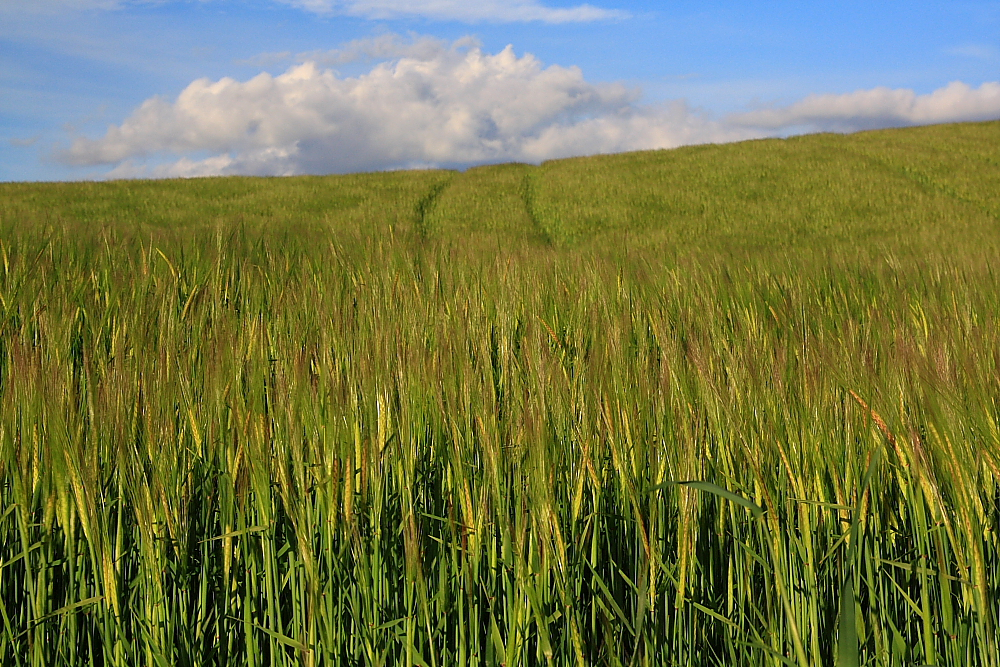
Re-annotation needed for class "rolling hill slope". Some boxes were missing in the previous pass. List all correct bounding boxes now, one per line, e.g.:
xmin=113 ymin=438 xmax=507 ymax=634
xmin=3 ymin=121 xmax=999 ymax=259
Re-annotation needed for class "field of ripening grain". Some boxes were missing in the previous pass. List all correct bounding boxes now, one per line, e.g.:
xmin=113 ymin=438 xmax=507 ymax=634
xmin=2 ymin=121 xmax=1000 ymax=666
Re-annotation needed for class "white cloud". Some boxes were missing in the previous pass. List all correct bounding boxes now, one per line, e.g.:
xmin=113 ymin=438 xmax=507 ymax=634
xmin=731 ymin=81 xmax=1000 ymax=133
xmin=56 ymin=39 xmax=1000 ymax=179
xmin=60 ymin=42 xmax=754 ymax=177
xmin=275 ymin=0 xmax=628 ymax=23
xmin=105 ymin=149 xmax=298 ymax=179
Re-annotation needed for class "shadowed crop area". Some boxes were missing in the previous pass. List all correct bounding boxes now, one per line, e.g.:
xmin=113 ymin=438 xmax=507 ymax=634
xmin=2 ymin=121 xmax=1000 ymax=666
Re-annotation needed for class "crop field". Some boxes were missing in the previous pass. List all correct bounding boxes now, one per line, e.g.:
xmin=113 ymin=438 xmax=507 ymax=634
xmin=2 ymin=120 xmax=1000 ymax=666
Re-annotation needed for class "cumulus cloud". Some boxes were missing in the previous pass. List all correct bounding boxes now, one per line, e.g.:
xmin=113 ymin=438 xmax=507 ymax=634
xmin=731 ymin=81 xmax=1000 ymax=133
xmin=60 ymin=42 xmax=754 ymax=178
xmin=56 ymin=40 xmax=1000 ymax=179
xmin=275 ymin=0 xmax=627 ymax=23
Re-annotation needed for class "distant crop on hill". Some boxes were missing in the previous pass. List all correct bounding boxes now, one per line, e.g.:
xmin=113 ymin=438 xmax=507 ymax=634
xmin=1 ymin=121 xmax=999 ymax=667
xmin=4 ymin=120 xmax=1000 ymax=260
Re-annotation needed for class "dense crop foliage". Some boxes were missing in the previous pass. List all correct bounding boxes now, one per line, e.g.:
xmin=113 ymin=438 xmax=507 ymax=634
xmin=2 ymin=121 xmax=1000 ymax=666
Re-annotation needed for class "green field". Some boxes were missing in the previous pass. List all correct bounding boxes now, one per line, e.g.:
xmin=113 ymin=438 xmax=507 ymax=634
xmin=2 ymin=121 xmax=1000 ymax=666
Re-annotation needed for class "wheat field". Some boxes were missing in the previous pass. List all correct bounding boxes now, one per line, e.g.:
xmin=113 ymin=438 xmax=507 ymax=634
xmin=2 ymin=121 xmax=1000 ymax=666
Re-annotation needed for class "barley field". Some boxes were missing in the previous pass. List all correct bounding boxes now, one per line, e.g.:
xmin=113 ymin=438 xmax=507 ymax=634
xmin=2 ymin=121 xmax=1000 ymax=666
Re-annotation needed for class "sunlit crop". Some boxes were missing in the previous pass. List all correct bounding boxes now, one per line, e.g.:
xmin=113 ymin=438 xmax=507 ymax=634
xmin=2 ymin=121 xmax=999 ymax=666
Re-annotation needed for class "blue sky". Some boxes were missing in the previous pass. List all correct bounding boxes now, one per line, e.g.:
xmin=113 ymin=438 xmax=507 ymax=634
xmin=2 ymin=0 xmax=999 ymax=181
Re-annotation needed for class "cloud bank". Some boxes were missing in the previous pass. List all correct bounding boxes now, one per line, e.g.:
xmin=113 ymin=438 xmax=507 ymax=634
xmin=732 ymin=81 xmax=1000 ymax=133
xmin=62 ymin=41 xmax=752 ymax=178
xmin=275 ymin=0 xmax=627 ymax=23
xmin=59 ymin=40 xmax=1000 ymax=179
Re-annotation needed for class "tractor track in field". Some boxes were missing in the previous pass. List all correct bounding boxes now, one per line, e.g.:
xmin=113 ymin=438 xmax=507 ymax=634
xmin=521 ymin=168 xmax=556 ymax=246
xmin=849 ymin=147 xmax=1000 ymax=223
xmin=413 ymin=175 xmax=454 ymax=240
